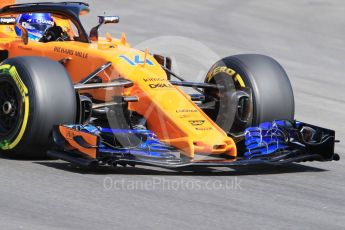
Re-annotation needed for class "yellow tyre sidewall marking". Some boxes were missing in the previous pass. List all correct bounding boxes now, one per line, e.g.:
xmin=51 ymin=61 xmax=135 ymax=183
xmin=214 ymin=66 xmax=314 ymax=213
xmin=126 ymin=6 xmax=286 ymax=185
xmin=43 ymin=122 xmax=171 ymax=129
xmin=0 ymin=64 xmax=29 ymax=150
xmin=207 ymin=66 xmax=246 ymax=88
xmin=234 ymin=73 xmax=245 ymax=88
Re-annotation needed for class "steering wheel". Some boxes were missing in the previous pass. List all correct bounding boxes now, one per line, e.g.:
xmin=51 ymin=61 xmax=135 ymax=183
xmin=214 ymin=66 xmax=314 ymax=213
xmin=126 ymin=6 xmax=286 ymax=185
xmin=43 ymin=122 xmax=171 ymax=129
xmin=40 ymin=26 xmax=69 ymax=43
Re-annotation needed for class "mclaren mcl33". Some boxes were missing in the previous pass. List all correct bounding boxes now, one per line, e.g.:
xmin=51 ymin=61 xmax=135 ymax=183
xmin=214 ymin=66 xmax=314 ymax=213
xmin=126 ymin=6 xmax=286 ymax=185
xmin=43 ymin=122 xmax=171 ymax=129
xmin=0 ymin=1 xmax=340 ymax=169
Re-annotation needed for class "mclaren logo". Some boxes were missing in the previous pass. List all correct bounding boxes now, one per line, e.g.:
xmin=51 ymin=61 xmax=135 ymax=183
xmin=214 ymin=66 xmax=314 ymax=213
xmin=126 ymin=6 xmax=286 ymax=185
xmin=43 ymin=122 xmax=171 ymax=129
xmin=188 ymin=120 xmax=205 ymax=126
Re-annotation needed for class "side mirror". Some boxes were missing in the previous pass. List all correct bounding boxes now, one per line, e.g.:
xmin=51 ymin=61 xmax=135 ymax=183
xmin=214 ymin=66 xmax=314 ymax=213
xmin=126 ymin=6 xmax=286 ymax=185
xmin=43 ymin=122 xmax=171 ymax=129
xmin=89 ymin=16 xmax=119 ymax=42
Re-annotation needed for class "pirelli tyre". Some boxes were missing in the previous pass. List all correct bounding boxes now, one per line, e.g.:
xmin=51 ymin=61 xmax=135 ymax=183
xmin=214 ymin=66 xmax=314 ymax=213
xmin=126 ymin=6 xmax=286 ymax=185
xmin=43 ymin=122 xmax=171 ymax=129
xmin=204 ymin=54 xmax=294 ymax=134
xmin=0 ymin=56 xmax=76 ymax=158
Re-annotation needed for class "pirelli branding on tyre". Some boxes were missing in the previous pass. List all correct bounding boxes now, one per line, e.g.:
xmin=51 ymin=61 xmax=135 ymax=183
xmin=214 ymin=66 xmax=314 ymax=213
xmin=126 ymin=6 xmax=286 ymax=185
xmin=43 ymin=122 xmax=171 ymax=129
xmin=0 ymin=64 xmax=29 ymax=150
xmin=206 ymin=65 xmax=246 ymax=87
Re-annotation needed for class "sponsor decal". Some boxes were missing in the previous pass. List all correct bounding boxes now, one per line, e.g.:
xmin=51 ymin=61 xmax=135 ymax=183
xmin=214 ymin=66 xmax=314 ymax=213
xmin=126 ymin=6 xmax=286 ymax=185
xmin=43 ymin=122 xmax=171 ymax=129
xmin=212 ymin=66 xmax=236 ymax=76
xmin=207 ymin=66 xmax=236 ymax=82
xmin=176 ymin=109 xmax=198 ymax=113
xmin=178 ymin=114 xmax=192 ymax=119
xmin=18 ymin=45 xmax=32 ymax=51
xmin=195 ymin=127 xmax=213 ymax=131
xmin=119 ymin=55 xmax=154 ymax=66
xmin=143 ymin=78 xmax=165 ymax=82
xmin=102 ymin=16 xmax=120 ymax=24
xmin=148 ymin=83 xmax=172 ymax=89
xmin=53 ymin=47 xmax=88 ymax=59
xmin=207 ymin=66 xmax=245 ymax=87
xmin=188 ymin=120 xmax=205 ymax=126
xmin=0 ymin=17 xmax=16 ymax=25
xmin=27 ymin=18 xmax=54 ymax=26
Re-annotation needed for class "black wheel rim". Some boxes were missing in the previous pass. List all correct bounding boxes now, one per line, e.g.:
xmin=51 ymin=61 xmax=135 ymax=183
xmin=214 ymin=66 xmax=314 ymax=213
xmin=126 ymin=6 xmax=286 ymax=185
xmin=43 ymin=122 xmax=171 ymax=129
xmin=203 ymin=72 xmax=253 ymax=134
xmin=0 ymin=79 xmax=21 ymax=137
xmin=203 ymin=75 xmax=238 ymax=132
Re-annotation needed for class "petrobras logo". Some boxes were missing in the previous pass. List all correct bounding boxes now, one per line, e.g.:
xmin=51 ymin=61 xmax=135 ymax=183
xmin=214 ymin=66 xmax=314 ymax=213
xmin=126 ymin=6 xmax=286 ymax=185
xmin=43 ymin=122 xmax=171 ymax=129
xmin=0 ymin=17 xmax=16 ymax=25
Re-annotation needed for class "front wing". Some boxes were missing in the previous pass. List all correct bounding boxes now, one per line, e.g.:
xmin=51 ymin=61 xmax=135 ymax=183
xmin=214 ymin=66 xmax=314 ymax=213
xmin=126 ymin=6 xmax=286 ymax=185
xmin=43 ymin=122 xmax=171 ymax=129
xmin=48 ymin=121 xmax=340 ymax=169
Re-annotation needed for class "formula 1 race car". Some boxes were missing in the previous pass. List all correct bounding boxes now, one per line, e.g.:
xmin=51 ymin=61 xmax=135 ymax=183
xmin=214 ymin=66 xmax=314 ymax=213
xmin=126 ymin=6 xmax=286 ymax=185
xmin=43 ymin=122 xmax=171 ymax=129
xmin=0 ymin=1 xmax=340 ymax=169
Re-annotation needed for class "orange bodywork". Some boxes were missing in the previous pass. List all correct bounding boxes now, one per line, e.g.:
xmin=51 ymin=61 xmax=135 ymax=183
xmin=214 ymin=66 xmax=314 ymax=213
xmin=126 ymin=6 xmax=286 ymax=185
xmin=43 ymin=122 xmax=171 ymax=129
xmin=0 ymin=5 xmax=237 ymax=159
xmin=58 ymin=126 xmax=98 ymax=158
xmin=0 ymin=0 xmax=15 ymax=9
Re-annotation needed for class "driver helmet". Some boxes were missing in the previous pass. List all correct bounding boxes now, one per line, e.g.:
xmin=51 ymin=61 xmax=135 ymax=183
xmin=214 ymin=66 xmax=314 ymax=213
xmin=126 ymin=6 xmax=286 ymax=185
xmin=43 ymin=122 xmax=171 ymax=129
xmin=15 ymin=13 xmax=54 ymax=41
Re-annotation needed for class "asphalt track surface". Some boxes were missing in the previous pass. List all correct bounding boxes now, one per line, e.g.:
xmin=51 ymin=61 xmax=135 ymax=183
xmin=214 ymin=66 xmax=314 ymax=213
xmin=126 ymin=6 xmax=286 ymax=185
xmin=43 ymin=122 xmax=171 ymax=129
xmin=1 ymin=1 xmax=345 ymax=229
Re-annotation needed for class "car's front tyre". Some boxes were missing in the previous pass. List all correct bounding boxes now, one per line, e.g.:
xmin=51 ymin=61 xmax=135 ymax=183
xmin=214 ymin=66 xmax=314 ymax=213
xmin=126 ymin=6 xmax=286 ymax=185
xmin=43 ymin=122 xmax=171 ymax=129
xmin=0 ymin=56 xmax=76 ymax=158
xmin=204 ymin=54 xmax=295 ymax=134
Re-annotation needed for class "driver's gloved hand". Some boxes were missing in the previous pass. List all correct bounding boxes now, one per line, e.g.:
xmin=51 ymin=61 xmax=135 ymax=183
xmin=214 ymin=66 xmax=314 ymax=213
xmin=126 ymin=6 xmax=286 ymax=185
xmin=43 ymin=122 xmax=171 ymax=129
xmin=40 ymin=26 xmax=66 ymax=43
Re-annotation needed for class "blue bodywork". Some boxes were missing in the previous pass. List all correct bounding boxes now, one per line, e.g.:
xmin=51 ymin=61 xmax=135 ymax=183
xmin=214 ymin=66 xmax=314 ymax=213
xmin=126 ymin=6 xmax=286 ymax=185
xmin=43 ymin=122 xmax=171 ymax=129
xmin=65 ymin=124 xmax=178 ymax=159
xmin=57 ymin=119 xmax=337 ymax=168
xmin=244 ymin=120 xmax=293 ymax=159
xmin=243 ymin=120 xmax=335 ymax=160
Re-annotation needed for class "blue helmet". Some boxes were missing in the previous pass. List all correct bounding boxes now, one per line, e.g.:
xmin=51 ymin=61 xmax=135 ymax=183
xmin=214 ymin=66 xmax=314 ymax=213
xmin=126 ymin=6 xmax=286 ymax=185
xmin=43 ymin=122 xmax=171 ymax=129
xmin=15 ymin=13 xmax=54 ymax=41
